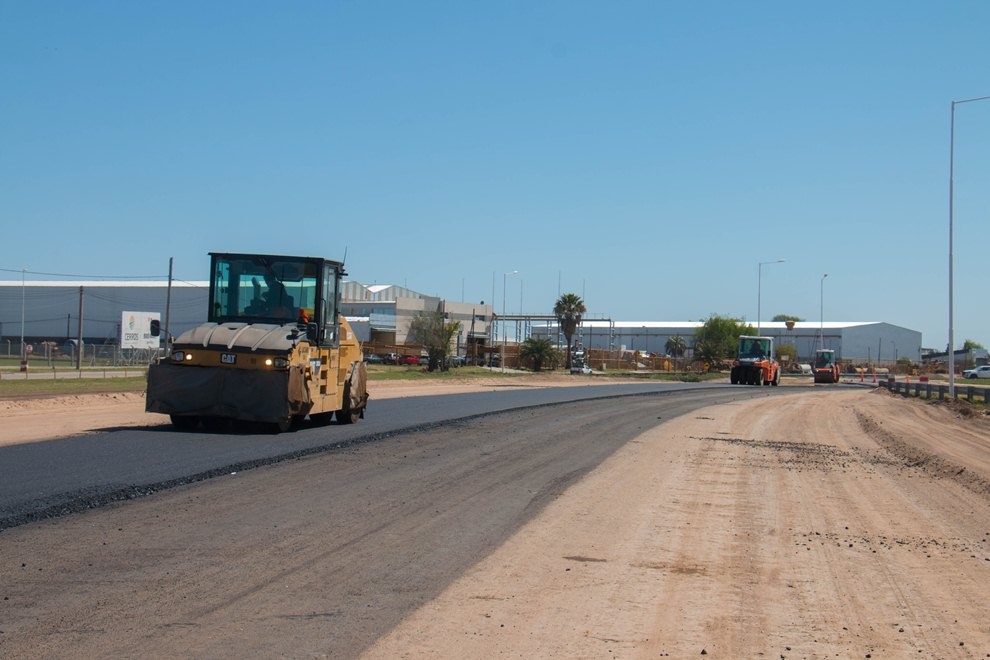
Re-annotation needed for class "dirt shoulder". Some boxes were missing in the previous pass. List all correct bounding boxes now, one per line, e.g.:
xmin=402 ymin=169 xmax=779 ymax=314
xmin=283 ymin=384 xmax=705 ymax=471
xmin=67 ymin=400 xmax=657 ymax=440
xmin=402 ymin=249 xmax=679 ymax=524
xmin=366 ymin=389 xmax=990 ymax=658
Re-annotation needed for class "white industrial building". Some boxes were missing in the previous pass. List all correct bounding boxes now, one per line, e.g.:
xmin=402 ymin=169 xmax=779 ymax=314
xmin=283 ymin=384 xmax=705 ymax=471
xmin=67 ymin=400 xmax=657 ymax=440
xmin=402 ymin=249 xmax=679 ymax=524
xmin=0 ymin=280 xmax=493 ymax=358
xmin=0 ymin=281 xmax=208 ymax=355
xmin=533 ymin=320 xmax=922 ymax=365
xmin=1 ymin=280 xmax=920 ymax=364
xmin=338 ymin=281 xmax=492 ymax=354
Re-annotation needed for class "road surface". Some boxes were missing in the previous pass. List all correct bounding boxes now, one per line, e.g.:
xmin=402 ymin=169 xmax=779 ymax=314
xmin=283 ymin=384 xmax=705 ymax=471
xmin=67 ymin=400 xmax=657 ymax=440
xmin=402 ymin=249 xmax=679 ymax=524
xmin=1 ymin=385 xmax=988 ymax=658
xmin=0 ymin=382 xmax=743 ymax=529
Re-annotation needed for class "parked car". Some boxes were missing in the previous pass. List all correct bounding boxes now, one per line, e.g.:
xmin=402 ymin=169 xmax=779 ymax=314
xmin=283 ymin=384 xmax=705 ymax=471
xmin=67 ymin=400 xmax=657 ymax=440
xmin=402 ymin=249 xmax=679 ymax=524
xmin=448 ymin=355 xmax=466 ymax=367
xmin=363 ymin=353 xmax=383 ymax=364
xmin=382 ymin=353 xmax=398 ymax=364
xmin=962 ymin=364 xmax=990 ymax=379
xmin=397 ymin=354 xmax=419 ymax=365
xmin=417 ymin=355 xmax=430 ymax=365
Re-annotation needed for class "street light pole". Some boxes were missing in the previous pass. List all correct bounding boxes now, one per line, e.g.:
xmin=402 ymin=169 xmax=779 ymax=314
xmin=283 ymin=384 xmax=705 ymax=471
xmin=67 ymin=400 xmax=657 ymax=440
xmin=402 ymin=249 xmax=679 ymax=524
xmin=820 ymin=273 xmax=828 ymax=350
xmin=502 ymin=270 xmax=517 ymax=373
xmin=949 ymin=95 xmax=990 ymax=399
xmin=757 ymin=259 xmax=785 ymax=335
xmin=519 ymin=279 xmax=523 ymax=347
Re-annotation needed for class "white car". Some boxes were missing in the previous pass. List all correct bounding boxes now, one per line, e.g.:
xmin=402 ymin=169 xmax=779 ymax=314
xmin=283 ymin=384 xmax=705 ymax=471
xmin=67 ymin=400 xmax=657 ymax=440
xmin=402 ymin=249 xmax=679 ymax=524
xmin=962 ymin=365 xmax=990 ymax=379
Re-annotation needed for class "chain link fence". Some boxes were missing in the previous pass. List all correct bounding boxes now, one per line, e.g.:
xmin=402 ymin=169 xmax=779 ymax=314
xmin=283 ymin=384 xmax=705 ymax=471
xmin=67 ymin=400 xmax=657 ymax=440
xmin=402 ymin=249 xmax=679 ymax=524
xmin=2 ymin=340 xmax=162 ymax=368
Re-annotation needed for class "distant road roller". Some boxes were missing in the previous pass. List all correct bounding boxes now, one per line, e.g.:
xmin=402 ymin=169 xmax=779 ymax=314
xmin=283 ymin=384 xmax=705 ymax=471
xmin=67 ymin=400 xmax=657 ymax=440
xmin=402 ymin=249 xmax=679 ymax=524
xmin=812 ymin=349 xmax=841 ymax=384
xmin=146 ymin=252 xmax=368 ymax=431
xmin=730 ymin=335 xmax=780 ymax=386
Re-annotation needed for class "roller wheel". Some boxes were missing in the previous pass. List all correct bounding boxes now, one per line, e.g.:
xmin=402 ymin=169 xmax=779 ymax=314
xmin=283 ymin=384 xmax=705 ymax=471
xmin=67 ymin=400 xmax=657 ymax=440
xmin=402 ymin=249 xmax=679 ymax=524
xmin=338 ymin=361 xmax=368 ymax=425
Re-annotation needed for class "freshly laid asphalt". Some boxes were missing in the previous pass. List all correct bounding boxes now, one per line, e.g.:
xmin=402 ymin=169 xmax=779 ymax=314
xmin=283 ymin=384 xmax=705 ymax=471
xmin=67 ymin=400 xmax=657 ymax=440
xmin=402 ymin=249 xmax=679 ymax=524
xmin=0 ymin=381 xmax=792 ymax=530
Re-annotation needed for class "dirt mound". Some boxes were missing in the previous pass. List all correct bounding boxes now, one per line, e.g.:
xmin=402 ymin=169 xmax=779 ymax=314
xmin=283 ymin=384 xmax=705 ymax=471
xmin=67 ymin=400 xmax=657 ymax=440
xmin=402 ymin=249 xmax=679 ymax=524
xmin=871 ymin=385 xmax=988 ymax=420
xmin=932 ymin=396 xmax=985 ymax=418
xmin=856 ymin=406 xmax=990 ymax=498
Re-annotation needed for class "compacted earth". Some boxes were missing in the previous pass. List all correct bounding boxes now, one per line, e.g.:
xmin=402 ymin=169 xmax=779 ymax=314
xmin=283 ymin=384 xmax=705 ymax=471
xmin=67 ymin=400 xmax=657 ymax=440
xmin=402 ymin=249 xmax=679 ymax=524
xmin=1 ymin=378 xmax=989 ymax=658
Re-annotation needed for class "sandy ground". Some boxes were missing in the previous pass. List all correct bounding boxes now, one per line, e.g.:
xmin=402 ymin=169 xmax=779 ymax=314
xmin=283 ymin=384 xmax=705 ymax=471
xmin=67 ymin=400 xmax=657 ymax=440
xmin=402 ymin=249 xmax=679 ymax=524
xmin=0 ymin=374 xmax=624 ymax=447
xmin=365 ymin=389 xmax=990 ymax=658
xmin=2 ymin=381 xmax=990 ymax=657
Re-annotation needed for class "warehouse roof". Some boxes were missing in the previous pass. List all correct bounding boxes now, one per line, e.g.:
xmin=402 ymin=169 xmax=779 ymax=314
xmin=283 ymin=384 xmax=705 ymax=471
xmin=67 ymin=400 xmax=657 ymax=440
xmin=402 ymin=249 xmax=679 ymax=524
xmin=575 ymin=320 xmax=881 ymax=330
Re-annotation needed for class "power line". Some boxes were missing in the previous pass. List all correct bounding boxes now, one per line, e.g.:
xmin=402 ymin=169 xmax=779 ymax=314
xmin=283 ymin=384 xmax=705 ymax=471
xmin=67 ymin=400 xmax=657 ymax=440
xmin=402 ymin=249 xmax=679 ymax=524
xmin=6 ymin=315 xmax=119 ymax=327
xmin=0 ymin=267 xmax=166 ymax=280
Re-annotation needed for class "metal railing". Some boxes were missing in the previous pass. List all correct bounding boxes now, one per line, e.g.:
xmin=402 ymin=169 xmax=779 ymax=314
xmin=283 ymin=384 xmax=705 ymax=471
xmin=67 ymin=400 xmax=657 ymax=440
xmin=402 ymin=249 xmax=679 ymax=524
xmin=879 ymin=377 xmax=989 ymax=404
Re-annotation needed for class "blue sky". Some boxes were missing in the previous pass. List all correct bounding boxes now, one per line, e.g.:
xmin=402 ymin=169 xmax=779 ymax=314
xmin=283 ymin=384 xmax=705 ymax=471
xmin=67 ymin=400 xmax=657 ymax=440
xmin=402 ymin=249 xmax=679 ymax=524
xmin=2 ymin=1 xmax=989 ymax=350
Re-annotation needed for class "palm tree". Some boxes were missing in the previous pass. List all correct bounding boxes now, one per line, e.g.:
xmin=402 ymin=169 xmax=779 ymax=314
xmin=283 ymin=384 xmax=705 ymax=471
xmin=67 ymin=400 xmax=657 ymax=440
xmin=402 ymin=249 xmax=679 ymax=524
xmin=665 ymin=335 xmax=686 ymax=358
xmin=519 ymin=337 xmax=560 ymax=372
xmin=553 ymin=293 xmax=586 ymax=370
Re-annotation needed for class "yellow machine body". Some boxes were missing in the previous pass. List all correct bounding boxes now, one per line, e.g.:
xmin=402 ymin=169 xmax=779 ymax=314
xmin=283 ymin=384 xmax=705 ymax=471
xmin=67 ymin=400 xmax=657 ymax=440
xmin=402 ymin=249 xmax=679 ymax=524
xmin=146 ymin=253 xmax=368 ymax=430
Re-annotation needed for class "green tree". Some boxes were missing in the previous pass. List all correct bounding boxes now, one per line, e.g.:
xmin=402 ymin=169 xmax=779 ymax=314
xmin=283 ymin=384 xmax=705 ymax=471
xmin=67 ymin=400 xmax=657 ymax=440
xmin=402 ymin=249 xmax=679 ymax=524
xmin=772 ymin=314 xmax=804 ymax=322
xmin=963 ymin=339 xmax=985 ymax=350
xmin=519 ymin=337 xmax=561 ymax=372
xmin=407 ymin=310 xmax=460 ymax=372
xmin=692 ymin=314 xmax=756 ymax=368
xmin=776 ymin=342 xmax=797 ymax=364
xmin=664 ymin=335 xmax=687 ymax=358
xmin=553 ymin=293 xmax=586 ymax=369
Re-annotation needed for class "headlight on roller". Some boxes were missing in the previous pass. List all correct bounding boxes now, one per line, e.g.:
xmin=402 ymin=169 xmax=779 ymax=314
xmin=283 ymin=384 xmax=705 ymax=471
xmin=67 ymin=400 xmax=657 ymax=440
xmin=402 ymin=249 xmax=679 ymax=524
xmin=266 ymin=357 xmax=290 ymax=369
xmin=171 ymin=351 xmax=186 ymax=362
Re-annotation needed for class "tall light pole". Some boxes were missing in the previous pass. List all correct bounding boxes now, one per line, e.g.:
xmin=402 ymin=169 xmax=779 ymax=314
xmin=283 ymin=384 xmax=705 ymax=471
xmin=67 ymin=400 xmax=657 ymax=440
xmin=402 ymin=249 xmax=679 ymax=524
xmin=757 ymin=259 xmax=785 ymax=334
xmin=949 ymin=95 xmax=990 ymax=399
xmin=501 ymin=270 xmax=517 ymax=373
xmin=819 ymin=273 xmax=828 ymax=350
xmin=518 ymin=279 xmax=523 ymax=346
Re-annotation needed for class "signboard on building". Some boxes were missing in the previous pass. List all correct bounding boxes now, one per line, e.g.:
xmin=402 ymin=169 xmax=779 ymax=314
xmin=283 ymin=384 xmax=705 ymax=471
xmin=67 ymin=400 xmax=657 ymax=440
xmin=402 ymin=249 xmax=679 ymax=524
xmin=121 ymin=311 xmax=161 ymax=349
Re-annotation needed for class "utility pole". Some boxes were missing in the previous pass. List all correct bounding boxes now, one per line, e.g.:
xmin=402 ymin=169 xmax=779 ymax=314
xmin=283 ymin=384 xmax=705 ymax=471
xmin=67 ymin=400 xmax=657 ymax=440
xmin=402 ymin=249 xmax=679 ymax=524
xmin=948 ymin=95 xmax=990 ymax=398
xmin=501 ymin=270 xmax=517 ymax=372
xmin=20 ymin=267 xmax=26 ymax=360
xmin=819 ymin=273 xmax=828 ymax=350
xmin=164 ymin=257 xmax=173 ymax=357
xmin=76 ymin=286 xmax=84 ymax=370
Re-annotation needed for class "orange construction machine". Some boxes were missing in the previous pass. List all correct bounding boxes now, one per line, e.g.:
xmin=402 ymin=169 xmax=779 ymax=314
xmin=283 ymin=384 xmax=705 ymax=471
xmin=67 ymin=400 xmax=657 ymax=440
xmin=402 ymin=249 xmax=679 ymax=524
xmin=730 ymin=335 xmax=780 ymax=386
xmin=812 ymin=349 xmax=841 ymax=384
